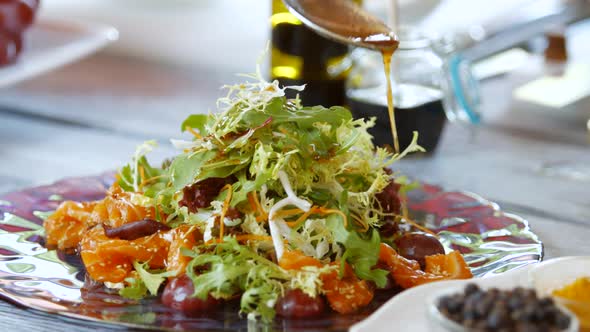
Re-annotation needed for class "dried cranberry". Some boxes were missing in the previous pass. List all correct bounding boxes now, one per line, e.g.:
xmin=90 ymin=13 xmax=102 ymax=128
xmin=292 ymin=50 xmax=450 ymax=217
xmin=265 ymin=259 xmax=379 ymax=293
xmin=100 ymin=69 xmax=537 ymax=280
xmin=379 ymin=216 xmax=399 ymax=238
xmin=375 ymin=179 xmax=401 ymax=215
xmin=225 ymin=206 xmax=242 ymax=220
xmin=179 ymin=177 xmax=234 ymax=213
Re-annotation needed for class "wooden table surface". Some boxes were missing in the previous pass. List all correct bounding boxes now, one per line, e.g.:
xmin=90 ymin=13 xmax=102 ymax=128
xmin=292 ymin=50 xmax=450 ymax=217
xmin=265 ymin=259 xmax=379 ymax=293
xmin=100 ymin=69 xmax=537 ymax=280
xmin=1 ymin=21 xmax=590 ymax=331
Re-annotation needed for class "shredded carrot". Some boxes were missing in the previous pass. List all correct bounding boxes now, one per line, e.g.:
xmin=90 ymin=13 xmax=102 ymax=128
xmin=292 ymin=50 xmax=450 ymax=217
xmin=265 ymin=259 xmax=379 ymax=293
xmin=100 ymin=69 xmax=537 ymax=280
xmin=348 ymin=213 xmax=369 ymax=232
xmin=205 ymin=234 xmax=275 ymax=245
xmin=218 ymin=184 xmax=233 ymax=242
xmin=285 ymin=207 xmax=315 ymax=228
xmin=140 ymin=174 xmax=165 ymax=188
xmin=276 ymin=206 xmax=349 ymax=229
xmin=138 ymin=165 xmax=146 ymax=191
xmin=185 ymin=126 xmax=202 ymax=139
xmin=247 ymin=191 xmax=268 ymax=222
xmin=182 ymin=225 xmax=198 ymax=241
xmin=397 ymin=194 xmax=437 ymax=236
xmin=273 ymin=208 xmax=305 ymax=218
xmin=253 ymin=192 xmax=265 ymax=216
xmin=154 ymin=203 xmax=160 ymax=221
xmin=315 ymin=207 xmax=348 ymax=228
xmin=403 ymin=216 xmax=437 ymax=237
xmin=234 ymin=234 xmax=274 ymax=242
xmin=247 ymin=192 xmax=258 ymax=213
xmin=205 ymin=238 xmax=221 ymax=245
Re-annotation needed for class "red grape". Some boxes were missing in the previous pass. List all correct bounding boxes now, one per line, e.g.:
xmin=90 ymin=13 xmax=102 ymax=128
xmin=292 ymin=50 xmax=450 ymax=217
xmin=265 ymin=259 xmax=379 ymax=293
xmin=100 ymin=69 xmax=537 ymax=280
xmin=394 ymin=232 xmax=445 ymax=269
xmin=0 ymin=0 xmax=40 ymax=65
xmin=161 ymin=275 xmax=222 ymax=315
xmin=275 ymin=289 xmax=326 ymax=318
xmin=0 ymin=30 xmax=21 ymax=65
xmin=0 ymin=0 xmax=38 ymax=35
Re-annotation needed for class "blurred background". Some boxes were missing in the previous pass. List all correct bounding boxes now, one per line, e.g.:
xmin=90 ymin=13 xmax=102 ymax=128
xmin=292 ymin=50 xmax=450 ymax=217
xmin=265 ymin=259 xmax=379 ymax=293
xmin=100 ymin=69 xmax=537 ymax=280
xmin=0 ymin=0 xmax=589 ymax=225
xmin=36 ymin=0 xmax=575 ymax=70
xmin=2 ymin=2 xmax=590 ymax=330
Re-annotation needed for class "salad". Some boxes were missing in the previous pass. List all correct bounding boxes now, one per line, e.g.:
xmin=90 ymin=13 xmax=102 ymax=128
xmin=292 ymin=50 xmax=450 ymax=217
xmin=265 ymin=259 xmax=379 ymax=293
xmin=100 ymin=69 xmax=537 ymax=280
xmin=43 ymin=69 xmax=472 ymax=322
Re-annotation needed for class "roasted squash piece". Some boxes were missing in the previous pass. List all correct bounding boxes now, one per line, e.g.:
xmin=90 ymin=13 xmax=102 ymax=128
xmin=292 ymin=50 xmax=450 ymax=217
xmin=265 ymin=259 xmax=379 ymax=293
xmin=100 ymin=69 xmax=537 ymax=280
xmin=44 ymin=201 xmax=97 ymax=251
xmin=80 ymin=225 xmax=170 ymax=283
xmin=166 ymin=225 xmax=201 ymax=276
xmin=90 ymin=184 xmax=156 ymax=228
xmin=320 ymin=262 xmax=374 ymax=314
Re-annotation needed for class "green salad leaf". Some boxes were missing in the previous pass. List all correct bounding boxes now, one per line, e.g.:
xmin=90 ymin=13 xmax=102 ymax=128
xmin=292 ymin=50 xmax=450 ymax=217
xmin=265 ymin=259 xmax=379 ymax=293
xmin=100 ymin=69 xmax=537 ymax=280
xmin=119 ymin=260 xmax=176 ymax=300
xmin=181 ymin=114 xmax=209 ymax=134
xmin=169 ymin=150 xmax=218 ymax=191
xmin=187 ymin=237 xmax=288 ymax=322
xmin=119 ymin=277 xmax=148 ymax=300
xmin=119 ymin=140 xmax=165 ymax=193
xmin=327 ymin=214 xmax=388 ymax=288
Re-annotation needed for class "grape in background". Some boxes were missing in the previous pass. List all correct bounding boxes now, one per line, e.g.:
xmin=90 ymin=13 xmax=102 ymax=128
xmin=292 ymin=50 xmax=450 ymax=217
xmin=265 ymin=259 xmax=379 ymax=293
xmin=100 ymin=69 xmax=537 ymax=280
xmin=0 ymin=0 xmax=39 ymax=65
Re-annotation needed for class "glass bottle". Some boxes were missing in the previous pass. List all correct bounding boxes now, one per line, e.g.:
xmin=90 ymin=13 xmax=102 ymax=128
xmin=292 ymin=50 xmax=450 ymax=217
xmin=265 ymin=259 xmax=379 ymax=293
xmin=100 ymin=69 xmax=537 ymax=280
xmin=270 ymin=0 xmax=359 ymax=106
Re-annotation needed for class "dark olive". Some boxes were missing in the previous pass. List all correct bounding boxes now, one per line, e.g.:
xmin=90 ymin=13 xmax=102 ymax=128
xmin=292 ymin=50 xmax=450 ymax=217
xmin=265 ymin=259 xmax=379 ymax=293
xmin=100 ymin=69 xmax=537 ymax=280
xmin=394 ymin=232 xmax=445 ymax=269
xmin=162 ymin=275 xmax=221 ymax=315
xmin=103 ymin=218 xmax=170 ymax=240
xmin=275 ymin=289 xmax=325 ymax=318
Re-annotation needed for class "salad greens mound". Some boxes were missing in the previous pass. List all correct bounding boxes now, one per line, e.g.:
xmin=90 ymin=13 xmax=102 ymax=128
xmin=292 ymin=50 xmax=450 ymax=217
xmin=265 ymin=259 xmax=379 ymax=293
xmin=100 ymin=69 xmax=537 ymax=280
xmin=116 ymin=67 xmax=424 ymax=321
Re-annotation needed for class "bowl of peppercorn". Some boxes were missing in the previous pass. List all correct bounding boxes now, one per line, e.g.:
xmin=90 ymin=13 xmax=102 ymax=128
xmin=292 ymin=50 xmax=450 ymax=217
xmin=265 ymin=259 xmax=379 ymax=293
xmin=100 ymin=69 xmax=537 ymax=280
xmin=428 ymin=283 xmax=579 ymax=332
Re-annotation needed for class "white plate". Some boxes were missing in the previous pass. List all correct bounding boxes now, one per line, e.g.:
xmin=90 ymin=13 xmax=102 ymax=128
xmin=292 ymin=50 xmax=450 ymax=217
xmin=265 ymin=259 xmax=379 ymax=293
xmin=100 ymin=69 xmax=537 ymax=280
xmin=351 ymin=263 xmax=536 ymax=332
xmin=0 ymin=18 xmax=118 ymax=88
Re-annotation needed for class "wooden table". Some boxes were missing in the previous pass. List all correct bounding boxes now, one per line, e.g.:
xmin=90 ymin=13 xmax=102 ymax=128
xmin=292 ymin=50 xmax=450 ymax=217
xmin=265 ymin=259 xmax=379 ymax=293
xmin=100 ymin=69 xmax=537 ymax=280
xmin=1 ymin=24 xmax=590 ymax=332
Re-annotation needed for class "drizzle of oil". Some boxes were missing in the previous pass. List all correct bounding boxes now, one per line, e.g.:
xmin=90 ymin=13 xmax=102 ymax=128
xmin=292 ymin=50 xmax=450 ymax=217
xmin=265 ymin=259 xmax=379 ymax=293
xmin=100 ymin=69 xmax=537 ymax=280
xmin=381 ymin=50 xmax=399 ymax=154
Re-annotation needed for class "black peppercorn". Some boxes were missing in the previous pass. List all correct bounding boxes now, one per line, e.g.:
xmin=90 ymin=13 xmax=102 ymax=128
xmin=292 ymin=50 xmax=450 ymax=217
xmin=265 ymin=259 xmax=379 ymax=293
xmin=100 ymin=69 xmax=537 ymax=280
xmin=436 ymin=285 xmax=572 ymax=331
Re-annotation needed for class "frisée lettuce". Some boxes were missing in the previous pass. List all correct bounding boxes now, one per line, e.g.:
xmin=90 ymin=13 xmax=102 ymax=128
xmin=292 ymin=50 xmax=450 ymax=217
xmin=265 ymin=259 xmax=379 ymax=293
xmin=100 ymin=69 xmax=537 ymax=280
xmin=112 ymin=65 xmax=425 ymax=321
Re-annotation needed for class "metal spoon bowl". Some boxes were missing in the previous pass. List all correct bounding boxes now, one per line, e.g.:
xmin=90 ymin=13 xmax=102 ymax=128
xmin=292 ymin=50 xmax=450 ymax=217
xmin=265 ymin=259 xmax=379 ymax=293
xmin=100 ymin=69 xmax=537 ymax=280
xmin=282 ymin=0 xmax=399 ymax=50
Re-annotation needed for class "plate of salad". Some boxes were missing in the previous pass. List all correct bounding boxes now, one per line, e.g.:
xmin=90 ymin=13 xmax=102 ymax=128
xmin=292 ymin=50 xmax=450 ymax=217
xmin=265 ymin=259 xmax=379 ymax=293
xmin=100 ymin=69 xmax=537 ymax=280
xmin=0 ymin=70 xmax=542 ymax=331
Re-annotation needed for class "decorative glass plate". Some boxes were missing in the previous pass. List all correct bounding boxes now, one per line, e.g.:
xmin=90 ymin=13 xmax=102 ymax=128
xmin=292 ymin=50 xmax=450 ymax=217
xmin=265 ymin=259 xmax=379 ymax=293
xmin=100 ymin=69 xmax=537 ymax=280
xmin=0 ymin=174 xmax=543 ymax=331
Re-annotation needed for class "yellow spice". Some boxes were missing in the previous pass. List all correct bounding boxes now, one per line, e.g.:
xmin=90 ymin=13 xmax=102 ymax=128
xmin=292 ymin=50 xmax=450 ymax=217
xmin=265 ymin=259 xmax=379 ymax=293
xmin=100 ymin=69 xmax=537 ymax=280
xmin=553 ymin=277 xmax=590 ymax=302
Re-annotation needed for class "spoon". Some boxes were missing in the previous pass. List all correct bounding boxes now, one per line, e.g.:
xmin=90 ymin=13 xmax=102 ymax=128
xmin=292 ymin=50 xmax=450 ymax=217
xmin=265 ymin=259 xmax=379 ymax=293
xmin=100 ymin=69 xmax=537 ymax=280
xmin=282 ymin=0 xmax=399 ymax=51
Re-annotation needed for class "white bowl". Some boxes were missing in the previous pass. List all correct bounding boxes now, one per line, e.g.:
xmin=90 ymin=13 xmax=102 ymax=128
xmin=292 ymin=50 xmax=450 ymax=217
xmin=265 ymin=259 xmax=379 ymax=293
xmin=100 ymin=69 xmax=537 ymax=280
xmin=528 ymin=256 xmax=590 ymax=297
xmin=529 ymin=256 xmax=590 ymax=330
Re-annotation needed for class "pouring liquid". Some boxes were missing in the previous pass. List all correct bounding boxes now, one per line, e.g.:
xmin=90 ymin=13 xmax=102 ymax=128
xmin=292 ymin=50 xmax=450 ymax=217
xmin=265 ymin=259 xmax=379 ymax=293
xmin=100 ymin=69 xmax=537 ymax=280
xmin=282 ymin=0 xmax=400 ymax=152
xmin=382 ymin=50 xmax=399 ymax=153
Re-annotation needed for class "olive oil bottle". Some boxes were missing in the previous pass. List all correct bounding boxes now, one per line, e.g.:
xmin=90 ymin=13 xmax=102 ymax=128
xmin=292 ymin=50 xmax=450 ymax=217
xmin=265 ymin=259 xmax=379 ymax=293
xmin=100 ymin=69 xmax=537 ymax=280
xmin=270 ymin=0 xmax=358 ymax=106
